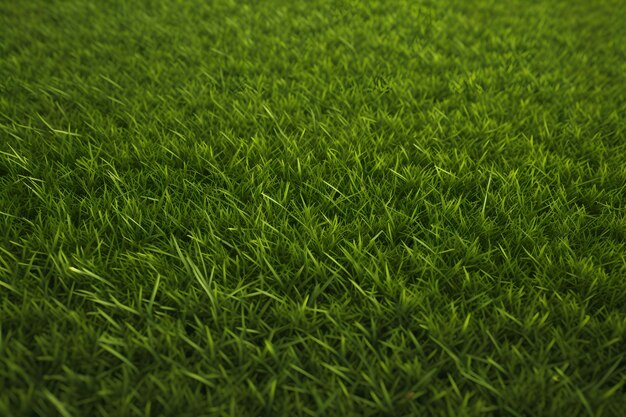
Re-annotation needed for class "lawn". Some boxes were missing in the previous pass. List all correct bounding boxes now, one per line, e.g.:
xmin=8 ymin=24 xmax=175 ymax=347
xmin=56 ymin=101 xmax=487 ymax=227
xmin=1 ymin=0 xmax=625 ymax=416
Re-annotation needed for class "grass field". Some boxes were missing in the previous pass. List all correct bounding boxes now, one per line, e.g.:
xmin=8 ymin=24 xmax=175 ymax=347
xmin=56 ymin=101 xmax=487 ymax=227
xmin=1 ymin=0 xmax=626 ymax=416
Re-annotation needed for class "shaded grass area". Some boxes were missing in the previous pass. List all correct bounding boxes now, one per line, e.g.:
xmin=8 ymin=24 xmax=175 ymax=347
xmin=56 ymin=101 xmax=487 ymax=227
xmin=1 ymin=0 xmax=625 ymax=415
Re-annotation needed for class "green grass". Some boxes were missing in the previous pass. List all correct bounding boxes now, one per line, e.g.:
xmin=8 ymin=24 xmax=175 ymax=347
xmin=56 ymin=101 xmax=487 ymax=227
xmin=1 ymin=0 xmax=626 ymax=415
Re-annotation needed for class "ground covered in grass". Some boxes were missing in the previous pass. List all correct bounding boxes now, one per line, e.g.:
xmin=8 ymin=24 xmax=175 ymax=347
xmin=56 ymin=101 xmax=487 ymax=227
xmin=1 ymin=0 xmax=625 ymax=415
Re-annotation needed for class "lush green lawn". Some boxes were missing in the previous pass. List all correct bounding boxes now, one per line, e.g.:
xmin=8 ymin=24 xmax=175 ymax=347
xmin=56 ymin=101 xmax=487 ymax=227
xmin=1 ymin=0 xmax=625 ymax=415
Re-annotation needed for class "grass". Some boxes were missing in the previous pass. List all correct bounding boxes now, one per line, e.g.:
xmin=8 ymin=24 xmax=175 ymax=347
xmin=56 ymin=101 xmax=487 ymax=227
xmin=1 ymin=0 xmax=625 ymax=415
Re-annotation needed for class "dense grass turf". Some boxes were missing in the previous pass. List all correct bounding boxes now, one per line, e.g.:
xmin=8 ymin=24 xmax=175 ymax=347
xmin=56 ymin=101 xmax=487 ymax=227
xmin=1 ymin=0 xmax=626 ymax=415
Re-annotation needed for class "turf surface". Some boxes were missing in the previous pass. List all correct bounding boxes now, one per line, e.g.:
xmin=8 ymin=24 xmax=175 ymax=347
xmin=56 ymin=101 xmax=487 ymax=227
xmin=1 ymin=0 xmax=626 ymax=416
